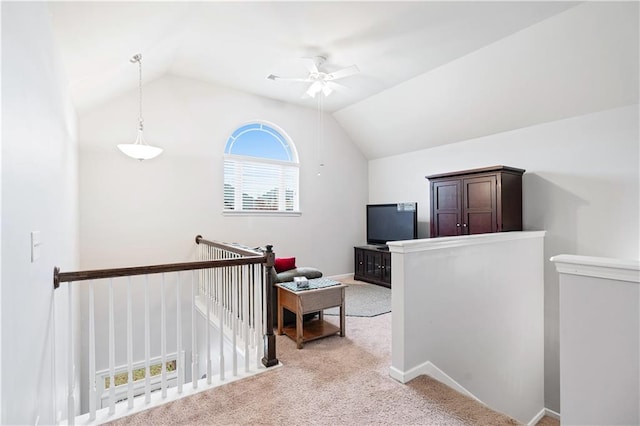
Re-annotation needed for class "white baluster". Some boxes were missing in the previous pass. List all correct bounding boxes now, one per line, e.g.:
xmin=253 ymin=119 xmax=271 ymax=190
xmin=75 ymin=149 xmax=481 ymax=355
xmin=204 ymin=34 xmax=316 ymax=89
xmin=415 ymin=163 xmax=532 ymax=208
xmin=206 ymin=268 xmax=212 ymax=385
xmin=255 ymin=264 xmax=264 ymax=369
xmin=67 ymin=283 xmax=75 ymax=425
xmin=229 ymin=265 xmax=232 ymax=321
xmin=161 ymin=274 xmax=167 ymax=398
xmin=222 ymin=265 xmax=226 ymax=318
xmin=126 ymin=276 xmax=134 ymax=408
xmin=199 ymin=247 xmax=204 ymax=296
xmin=208 ymin=247 xmax=212 ymax=299
xmin=221 ymin=267 xmax=225 ymax=326
xmin=144 ymin=275 xmax=151 ymax=403
xmin=243 ymin=265 xmax=250 ymax=372
xmin=219 ymin=266 xmax=225 ymax=381
xmin=215 ymin=256 xmax=220 ymax=317
xmin=176 ymin=272 xmax=183 ymax=393
xmin=89 ymin=281 xmax=96 ymax=420
xmin=232 ymin=267 xmax=238 ymax=377
xmin=108 ymin=278 xmax=115 ymax=415
xmin=191 ymin=270 xmax=198 ymax=390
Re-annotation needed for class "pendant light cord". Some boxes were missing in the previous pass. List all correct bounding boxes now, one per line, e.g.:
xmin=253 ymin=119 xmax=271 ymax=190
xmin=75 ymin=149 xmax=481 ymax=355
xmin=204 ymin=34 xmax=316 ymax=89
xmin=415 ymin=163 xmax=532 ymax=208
xmin=137 ymin=55 xmax=144 ymax=132
xmin=316 ymin=92 xmax=325 ymax=172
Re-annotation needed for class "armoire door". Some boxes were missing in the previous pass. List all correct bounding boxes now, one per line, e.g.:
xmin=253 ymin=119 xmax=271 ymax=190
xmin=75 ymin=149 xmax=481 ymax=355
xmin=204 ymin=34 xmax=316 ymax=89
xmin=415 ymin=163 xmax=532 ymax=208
xmin=431 ymin=179 xmax=462 ymax=237
xmin=462 ymin=175 xmax=497 ymax=235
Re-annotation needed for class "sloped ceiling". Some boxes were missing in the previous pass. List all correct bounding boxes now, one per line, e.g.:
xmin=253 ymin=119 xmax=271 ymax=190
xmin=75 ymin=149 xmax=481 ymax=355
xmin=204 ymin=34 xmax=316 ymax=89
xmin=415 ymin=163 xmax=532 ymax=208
xmin=335 ymin=1 xmax=640 ymax=158
xmin=49 ymin=1 xmax=638 ymax=160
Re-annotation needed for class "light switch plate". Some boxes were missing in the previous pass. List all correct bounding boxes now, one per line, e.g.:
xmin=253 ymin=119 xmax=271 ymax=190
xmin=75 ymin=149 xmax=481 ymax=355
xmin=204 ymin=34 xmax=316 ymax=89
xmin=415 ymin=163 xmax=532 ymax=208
xmin=31 ymin=231 xmax=41 ymax=262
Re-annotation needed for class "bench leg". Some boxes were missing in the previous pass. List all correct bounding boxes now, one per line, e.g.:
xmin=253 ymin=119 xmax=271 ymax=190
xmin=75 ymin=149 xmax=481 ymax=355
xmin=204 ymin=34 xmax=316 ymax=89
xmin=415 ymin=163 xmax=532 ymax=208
xmin=340 ymin=288 xmax=345 ymax=337
xmin=296 ymin=298 xmax=304 ymax=349
xmin=277 ymin=289 xmax=284 ymax=335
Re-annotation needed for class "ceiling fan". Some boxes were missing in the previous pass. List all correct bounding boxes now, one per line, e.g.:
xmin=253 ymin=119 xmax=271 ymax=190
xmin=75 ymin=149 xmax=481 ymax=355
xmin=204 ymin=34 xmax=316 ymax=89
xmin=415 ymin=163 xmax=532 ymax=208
xmin=267 ymin=56 xmax=359 ymax=98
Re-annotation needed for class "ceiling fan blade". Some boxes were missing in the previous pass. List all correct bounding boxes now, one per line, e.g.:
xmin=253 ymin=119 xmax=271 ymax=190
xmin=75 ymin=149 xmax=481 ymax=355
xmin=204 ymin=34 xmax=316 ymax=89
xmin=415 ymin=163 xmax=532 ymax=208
xmin=327 ymin=65 xmax=360 ymax=80
xmin=321 ymin=85 xmax=333 ymax=97
xmin=267 ymin=74 xmax=310 ymax=82
xmin=325 ymin=81 xmax=347 ymax=91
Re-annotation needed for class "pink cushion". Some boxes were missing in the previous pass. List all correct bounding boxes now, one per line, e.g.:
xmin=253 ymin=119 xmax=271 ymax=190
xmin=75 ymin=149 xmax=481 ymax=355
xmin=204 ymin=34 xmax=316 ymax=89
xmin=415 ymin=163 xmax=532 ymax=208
xmin=274 ymin=257 xmax=296 ymax=273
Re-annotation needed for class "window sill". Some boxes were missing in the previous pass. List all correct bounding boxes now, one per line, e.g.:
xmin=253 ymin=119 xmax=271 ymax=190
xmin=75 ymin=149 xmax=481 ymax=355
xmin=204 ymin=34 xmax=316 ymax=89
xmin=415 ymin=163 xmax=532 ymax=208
xmin=222 ymin=210 xmax=302 ymax=217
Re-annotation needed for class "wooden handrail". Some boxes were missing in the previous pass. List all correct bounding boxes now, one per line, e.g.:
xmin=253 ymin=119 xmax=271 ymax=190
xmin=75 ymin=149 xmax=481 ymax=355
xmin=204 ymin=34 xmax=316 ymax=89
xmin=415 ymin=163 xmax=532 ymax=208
xmin=53 ymin=256 xmax=265 ymax=289
xmin=53 ymin=236 xmax=271 ymax=289
xmin=195 ymin=235 xmax=263 ymax=258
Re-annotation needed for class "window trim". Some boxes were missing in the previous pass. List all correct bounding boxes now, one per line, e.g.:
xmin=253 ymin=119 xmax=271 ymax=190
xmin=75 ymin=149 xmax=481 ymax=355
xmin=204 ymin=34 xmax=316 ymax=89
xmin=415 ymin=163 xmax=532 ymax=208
xmin=224 ymin=153 xmax=297 ymax=168
xmin=223 ymin=121 xmax=300 ymax=215
xmin=225 ymin=123 xmax=298 ymax=162
xmin=221 ymin=210 xmax=302 ymax=217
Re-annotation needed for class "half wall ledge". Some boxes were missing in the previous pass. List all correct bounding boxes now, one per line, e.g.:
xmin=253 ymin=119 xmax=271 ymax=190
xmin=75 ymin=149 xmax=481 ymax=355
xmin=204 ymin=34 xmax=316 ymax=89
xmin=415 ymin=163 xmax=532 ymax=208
xmin=552 ymin=254 xmax=639 ymax=426
xmin=550 ymin=254 xmax=640 ymax=283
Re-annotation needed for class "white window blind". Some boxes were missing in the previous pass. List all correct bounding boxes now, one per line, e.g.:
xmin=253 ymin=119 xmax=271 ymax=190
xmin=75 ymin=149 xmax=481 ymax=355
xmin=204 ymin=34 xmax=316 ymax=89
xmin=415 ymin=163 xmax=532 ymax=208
xmin=224 ymin=156 xmax=299 ymax=212
xmin=223 ymin=121 xmax=299 ymax=214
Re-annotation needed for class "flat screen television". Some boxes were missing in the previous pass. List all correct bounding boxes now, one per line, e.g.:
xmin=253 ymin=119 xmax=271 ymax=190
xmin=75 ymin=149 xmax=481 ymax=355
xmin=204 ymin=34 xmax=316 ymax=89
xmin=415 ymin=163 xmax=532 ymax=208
xmin=366 ymin=203 xmax=418 ymax=245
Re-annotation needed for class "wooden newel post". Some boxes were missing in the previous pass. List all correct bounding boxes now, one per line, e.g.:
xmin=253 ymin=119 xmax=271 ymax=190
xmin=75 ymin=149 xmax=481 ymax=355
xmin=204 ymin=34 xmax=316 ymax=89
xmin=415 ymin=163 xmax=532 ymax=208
xmin=53 ymin=266 xmax=60 ymax=290
xmin=262 ymin=245 xmax=278 ymax=367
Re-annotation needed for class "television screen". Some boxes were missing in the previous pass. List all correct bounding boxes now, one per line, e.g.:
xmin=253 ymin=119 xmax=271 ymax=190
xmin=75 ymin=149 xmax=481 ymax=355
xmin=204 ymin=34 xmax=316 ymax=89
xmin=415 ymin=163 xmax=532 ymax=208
xmin=366 ymin=203 xmax=417 ymax=245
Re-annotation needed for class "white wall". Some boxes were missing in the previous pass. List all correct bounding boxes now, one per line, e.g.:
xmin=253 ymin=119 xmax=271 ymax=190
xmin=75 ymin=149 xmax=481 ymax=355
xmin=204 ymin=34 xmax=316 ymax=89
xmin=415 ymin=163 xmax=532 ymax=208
xmin=77 ymin=74 xmax=368 ymax=403
xmin=79 ymin=74 xmax=367 ymax=272
xmin=369 ymin=104 xmax=639 ymax=412
xmin=389 ymin=232 xmax=545 ymax=424
xmin=552 ymin=255 xmax=639 ymax=425
xmin=1 ymin=3 xmax=79 ymax=424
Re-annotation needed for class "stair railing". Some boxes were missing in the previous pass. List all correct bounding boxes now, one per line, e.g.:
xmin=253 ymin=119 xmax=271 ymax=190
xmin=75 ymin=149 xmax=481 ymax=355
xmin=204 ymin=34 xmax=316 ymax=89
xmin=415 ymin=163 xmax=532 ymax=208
xmin=53 ymin=236 xmax=277 ymax=425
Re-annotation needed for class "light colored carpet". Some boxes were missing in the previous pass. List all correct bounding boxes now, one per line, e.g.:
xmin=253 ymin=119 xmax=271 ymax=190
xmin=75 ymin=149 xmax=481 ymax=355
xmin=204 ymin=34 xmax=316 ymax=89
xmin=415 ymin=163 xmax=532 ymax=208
xmin=109 ymin=313 xmax=531 ymax=425
xmin=535 ymin=415 xmax=560 ymax=426
xmin=324 ymin=279 xmax=391 ymax=317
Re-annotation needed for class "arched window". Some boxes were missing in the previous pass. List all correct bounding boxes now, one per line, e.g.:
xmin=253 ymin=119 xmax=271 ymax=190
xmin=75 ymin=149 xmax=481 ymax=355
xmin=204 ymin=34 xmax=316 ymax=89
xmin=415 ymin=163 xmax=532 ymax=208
xmin=224 ymin=122 xmax=300 ymax=213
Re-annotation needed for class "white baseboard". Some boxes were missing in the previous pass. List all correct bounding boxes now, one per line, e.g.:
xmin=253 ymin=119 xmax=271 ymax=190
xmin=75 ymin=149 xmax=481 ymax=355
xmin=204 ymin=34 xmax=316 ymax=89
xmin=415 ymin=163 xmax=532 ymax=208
xmin=388 ymin=361 xmax=428 ymax=383
xmin=528 ymin=408 xmax=547 ymax=426
xmin=389 ymin=361 xmax=480 ymax=402
xmin=544 ymin=408 xmax=561 ymax=420
xmin=528 ymin=408 xmax=560 ymax=425
xmin=390 ymin=361 xmax=552 ymax=426
xmin=388 ymin=365 xmax=410 ymax=382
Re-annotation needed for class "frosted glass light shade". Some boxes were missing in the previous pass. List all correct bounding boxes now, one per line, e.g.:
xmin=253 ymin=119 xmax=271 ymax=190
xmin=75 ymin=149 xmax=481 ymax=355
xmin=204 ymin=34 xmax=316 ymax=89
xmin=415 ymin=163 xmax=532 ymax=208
xmin=117 ymin=143 xmax=163 ymax=160
xmin=306 ymin=81 xmax=323 ymax=98
xmin=117 ymin=129 xmax=163 ymax=160
xmin=305 ymin=81 xmax=334 ymax=98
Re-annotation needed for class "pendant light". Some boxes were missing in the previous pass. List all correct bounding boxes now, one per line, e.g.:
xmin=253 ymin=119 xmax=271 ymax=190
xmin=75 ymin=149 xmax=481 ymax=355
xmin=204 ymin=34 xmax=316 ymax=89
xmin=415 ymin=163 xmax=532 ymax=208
xmin=117 ymin=53 xmax=163 ymax=160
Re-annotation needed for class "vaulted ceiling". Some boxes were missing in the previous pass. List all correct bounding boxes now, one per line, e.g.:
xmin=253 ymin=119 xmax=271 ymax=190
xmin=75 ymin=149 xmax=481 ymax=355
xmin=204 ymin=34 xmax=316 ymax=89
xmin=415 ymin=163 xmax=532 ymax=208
xmin=49 ymin=1 xmax=638 ymax=159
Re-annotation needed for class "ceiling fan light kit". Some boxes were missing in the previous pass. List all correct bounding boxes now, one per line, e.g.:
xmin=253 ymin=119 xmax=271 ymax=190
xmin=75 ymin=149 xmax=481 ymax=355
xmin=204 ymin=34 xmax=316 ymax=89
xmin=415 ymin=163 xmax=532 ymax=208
xmin=117 ymin=53 xmax=163 ymax=161
xmin=267 ymin=56 xmax=359 ymax=99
